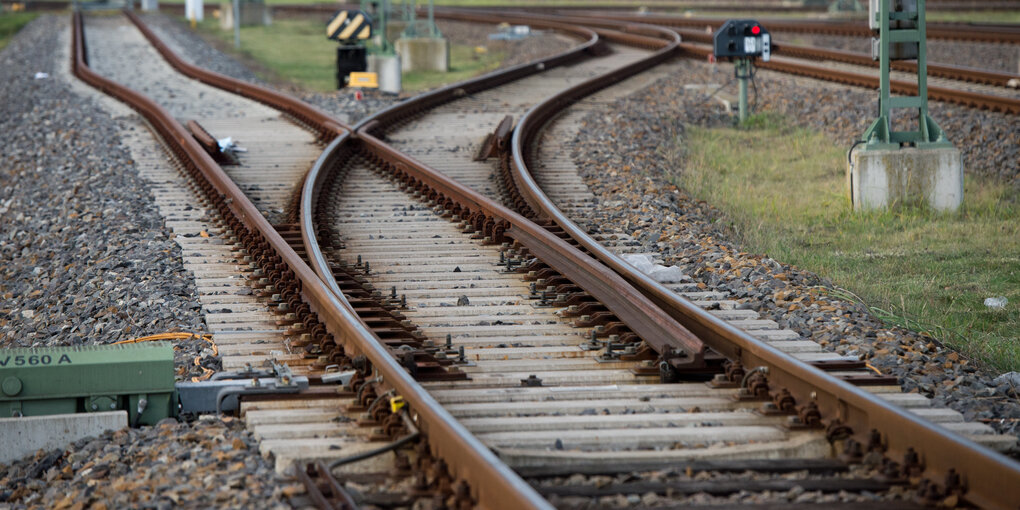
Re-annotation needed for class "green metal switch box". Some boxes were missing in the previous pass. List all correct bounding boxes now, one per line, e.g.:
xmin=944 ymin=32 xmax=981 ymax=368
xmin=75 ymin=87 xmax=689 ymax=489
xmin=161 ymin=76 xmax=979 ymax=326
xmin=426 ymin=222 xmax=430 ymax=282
xmin=0 ymin=343 xmax=177 ymax=425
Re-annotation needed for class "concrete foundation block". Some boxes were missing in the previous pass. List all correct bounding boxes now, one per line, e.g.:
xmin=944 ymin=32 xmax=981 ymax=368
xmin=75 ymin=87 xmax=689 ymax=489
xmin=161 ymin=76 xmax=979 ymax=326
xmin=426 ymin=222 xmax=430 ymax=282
xmin=0 ymin=411 xmax=127 ymax=463
xmin=367 ymin=54 xmax=402 ymax=94
xmin=395 ymin=37 xmax=449 ymax=72
xmin=140 ymin=0 xmax=159 ymax=11
xmin=848 ymin=147 xmax=963 ymax=211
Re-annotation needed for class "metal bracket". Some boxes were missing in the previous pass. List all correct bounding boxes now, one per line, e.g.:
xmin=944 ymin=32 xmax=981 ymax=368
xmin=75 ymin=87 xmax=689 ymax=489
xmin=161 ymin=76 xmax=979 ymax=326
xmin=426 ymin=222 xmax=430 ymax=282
xmin=175 ymin=362 xmax=309 ymax=414
xmin=860 ymin=0 xmax=954 ymax=150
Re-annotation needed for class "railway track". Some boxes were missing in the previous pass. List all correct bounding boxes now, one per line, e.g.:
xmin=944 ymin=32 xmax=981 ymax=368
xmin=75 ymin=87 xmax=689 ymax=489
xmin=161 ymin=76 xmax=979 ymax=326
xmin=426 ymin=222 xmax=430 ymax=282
xmin=659 ymin=26 xmax=1020 ymax=89
xmin=564 ymin=11 xmax=1020 ymax=44
xmin=68 ymin=8 xmax=1020 ymax=510
xmin=277 ymin=4 xmax=1020 ymax=114
xmin=484 ymin=9 xmax=1020 ymax=114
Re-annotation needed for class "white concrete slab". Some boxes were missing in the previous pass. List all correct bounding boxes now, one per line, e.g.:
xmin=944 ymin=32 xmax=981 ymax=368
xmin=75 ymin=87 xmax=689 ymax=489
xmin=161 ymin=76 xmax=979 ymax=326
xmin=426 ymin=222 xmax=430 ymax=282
xmin=0 ymin=411 xmax=127 ymax=463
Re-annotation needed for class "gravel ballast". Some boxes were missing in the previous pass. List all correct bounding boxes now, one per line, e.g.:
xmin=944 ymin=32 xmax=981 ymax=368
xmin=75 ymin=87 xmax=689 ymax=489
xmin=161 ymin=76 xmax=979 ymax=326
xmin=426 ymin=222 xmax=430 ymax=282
xmin=566 ymin=57 xmax=1020 ymax=443
xmin=774 ymin=31 xmax=1020 ymax=75
xmin=0 ymin=15 xmax=207 ymax=366
xmin=0 ymin=417 xmax=295 ymax=509
xmin=142 ymin=14 xmax=577 ymax=124
xmin=0 ymin=16 xmax=295 ymax=508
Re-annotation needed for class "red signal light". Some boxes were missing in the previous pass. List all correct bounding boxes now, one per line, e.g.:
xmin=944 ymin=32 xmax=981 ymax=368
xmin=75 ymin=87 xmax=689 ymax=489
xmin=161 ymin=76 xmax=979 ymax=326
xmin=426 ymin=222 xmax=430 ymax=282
xmin=751 ymin=25 xmax=761 ymax=35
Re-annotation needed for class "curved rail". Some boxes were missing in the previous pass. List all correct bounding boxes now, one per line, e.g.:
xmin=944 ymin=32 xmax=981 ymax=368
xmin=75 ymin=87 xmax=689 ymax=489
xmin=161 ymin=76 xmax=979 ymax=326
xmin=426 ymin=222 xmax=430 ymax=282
xmin=73 ymin=12 xmax=549 ymax=509
xmin=671 ymin=27 xmax=1020 ymax=88
xmin=123 ymin=10 xmax=346 ymax=140
xmin=302 ymin=10 xmax=604 ymax=296
xmin=303 ymin=14 xmax=712 ymax=369
xmin=576 ymin=13 xmax=1020 ymax=44
xmin=505 ymin=16 xmax=1020 ymax=510
xmin=491 ymin=9 xmax=1020 ymax=114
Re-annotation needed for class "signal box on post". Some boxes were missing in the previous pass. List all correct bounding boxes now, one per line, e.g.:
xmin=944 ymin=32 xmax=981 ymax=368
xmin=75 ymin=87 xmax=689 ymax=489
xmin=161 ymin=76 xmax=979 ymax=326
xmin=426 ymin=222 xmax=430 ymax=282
xmin=712 ymin=19 xmax=771 ymax=62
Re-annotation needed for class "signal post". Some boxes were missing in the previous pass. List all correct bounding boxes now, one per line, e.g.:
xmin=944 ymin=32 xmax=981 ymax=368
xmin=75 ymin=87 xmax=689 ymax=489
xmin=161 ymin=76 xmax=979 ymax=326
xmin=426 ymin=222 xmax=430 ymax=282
xmin=848 ymin=0 xmax=962 ymax=211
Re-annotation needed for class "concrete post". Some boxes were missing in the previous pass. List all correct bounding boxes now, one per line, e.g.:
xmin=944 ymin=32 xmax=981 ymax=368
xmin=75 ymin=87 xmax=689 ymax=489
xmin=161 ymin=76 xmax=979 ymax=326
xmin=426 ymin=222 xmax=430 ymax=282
xmin=848 ymin=147 xmax=963 ymax=211
xmin=367 ymin=53 xmax=402 ymax=94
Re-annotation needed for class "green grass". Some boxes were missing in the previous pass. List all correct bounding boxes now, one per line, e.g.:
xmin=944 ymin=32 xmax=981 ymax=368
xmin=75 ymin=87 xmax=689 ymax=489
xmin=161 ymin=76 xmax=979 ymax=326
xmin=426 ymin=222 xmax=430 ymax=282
xmin=0 ymin=12 xmax=39 ymax=51
xmin=670 ymin=113 xmax=1020 ymax=372
xmin=191 ymin=16 xmax=505 ymax=92
xmin=402 ymin=43 xmax=503 ymax=93
xmin=193 ymin=17 xmax=338 ymax=91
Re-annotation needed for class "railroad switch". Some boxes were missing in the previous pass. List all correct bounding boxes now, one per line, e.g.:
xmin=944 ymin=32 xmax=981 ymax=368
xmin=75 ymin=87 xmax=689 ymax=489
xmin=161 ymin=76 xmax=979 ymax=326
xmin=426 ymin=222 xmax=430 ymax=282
xmin=2 ymin=344 xmax=311 ymax=423
xmin=1 ymin=344 xmax=176 ymax=426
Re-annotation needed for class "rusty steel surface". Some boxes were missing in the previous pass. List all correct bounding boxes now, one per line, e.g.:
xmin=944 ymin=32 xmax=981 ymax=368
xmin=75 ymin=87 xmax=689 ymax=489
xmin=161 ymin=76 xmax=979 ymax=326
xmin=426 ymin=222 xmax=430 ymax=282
xmin=512 ymin=11 xmax=1020 ymax=114
xmin=74 ymin=12 xmax=550 ymax=510
xmin=124 ymin=10 xmax=346 ymax=141
xmin=771 ymin=43 xmax=1020 ymax=88
xmin=758 ymin=57 xmax=1020 ymax=114
xmin=74 ymin=8 xmax=1020 ymax=509
xmin=572 ymin=12 xmax=1020 ymax=44
xmin=670 ymin=27 xmax=1020 ymax=89
xmin=503 ymin=15 xmax=1020 ymax=510
xmin=303 ymin=11 xmax=718 ymax=363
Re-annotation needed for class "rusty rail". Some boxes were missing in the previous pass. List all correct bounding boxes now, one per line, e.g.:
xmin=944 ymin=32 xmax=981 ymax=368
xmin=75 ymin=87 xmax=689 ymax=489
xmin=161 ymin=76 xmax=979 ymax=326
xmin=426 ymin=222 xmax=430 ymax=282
xmin=574 ymin=12 xmax=1020 ymax=44
xmin=497 ymin=9 xmax=1020 ymax=114
xmin=657 ymin=38 xmax=1020 ymax=114
xmin=78 ymin=9 xmax=1020 ymax=509
xmin=504 ymin=16 xmax=1020 ymax=510
xmin=73 ymin=12 xmax=550 ymax=509
xmin=671 ymin=27 xmax=1020 ymax=89
xmin=123 ymin=10 xmax=345 ymax=141
xmin=304 ymin=14 xmax=710 ymax=368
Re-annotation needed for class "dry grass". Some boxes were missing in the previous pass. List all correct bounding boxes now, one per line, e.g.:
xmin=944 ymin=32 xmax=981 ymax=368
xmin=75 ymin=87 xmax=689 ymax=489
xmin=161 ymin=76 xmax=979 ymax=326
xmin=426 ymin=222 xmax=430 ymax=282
xmin=672 ymin=113 xmax=1019 ymax=372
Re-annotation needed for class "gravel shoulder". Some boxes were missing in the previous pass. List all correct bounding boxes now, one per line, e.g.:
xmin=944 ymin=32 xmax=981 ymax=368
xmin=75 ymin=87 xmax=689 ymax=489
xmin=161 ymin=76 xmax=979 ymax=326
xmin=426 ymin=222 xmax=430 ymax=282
xmin=0 ymin=15 xmax=207 ymax=368
xmin=775 ymin=31 xmax=1020 ymax=75
xmin=1 ymin=16 xmax=294 ymax=508
xmin=1 ymin=417 xmax=294 ymax=509
xmin=568 ymin=56 xmax=1020 ymax=443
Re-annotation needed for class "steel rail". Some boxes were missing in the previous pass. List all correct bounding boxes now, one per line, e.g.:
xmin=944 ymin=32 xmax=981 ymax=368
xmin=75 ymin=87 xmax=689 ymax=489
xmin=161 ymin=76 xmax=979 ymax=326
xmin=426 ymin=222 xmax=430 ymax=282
xmin=301 ymin=10 xmax=604 ymax=295
xmin=572 ymin=13 xmax=1020 ymax=44
xmin=758 ymin=56 xmax=1020 ymax=114
xmin=494 ymin=9 xmax=1020 ymax=114
xmin=123 ymin=10 xmax=345 ymax=141
xmin=351 ymin=11 xmax=606 ymax=136
xmin=671 ymin=27 xmax=1020 ymax=88
xmin=505 ymin=19 xmax=1020 ymax=510
xmin=304 ymin=14 xmax=710 ymax=368
xmin=73 ymin=12 xmax=550 ymax=509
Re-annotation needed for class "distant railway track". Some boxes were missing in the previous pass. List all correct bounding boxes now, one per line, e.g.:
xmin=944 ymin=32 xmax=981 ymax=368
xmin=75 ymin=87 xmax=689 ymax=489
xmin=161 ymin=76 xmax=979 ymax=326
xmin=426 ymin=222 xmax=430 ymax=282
xmin=467 ymin=9 xmax=1020 ymax=114
xmin=272 ymin=4 xmax=1020 ymax=113
xmin=71 ymin=8 xmax=1020 ymax=510
xmin=664 ymin=26 xmax=1019 ymax=89
xmin=560 ymin=12 xmax=1020 ymax=44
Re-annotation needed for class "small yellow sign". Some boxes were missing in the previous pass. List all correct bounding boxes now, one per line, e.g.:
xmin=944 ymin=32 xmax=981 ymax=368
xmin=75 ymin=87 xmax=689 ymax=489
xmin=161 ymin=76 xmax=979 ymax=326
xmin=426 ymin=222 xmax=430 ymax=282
xmin=349 ymin=72 xmax=378 ymax=88
xmin=389 ymin=396 xmax=406 ymax=413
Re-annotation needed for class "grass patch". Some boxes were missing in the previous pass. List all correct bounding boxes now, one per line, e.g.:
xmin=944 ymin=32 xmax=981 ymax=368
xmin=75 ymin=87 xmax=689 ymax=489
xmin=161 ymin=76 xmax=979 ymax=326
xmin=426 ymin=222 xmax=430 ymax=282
xmin=191 ymin=16 xmax=504 ymax=93
xmin=402 ymin=43 xmax=503 ymax=93
xmin=192 ymin=17 xmax=337 ymax=91
xmin=0 ymin=12 xmax=39 ymax=51
xmin=672 ymin=113 xmax=1020 ymax=372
